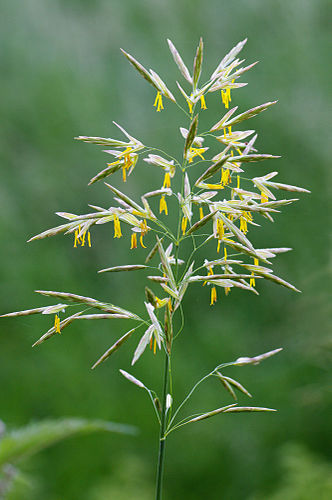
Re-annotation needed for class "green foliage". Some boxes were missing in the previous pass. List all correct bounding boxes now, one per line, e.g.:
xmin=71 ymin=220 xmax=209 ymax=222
xmin=252 ymin=444 xmax=332 ymax=500
xmin=0 ymin=418 xmax=134 ymax=498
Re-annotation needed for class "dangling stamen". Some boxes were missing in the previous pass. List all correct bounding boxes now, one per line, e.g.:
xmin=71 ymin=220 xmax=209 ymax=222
xmin=217 ymin=218 xmax=224 ymax=240
xmin=153 ymin=338 xmax=157 ymax=354
xmin=54 ymin=314 xmax=61 ymax=334
xmin=204 ymin=266 xmax=214 ymax=286
xmin=181 ymin=216 xmax=188 ymax=234
xmin=221 ymin=89 xmax=229 ymax=109
xmin=113 ymin=215 xmax=122 ymax=238
xmin=240 ymin=216 xmax=248 ymax=234
xmin=228 ymin=126 xmax=232 ymax=135
xmin=87 ymin=231 xmax=91 ymax=247
xmin=163 ymin=172 xmax=171 ymax=188
xmin=199 ymin=207 xmax=204 ymax=220
xmin=130 ymin=232 xmax=137 ymax=249
xmin=153 ymin=91 xmax=164 ymax=112
xmin=210 ymin=286 xmax=217 ymax=305
xmin=74 ymin=229 xmax=79 ymax=248
xmin=188 ymin=147 xmax=206 ymax=163
xmin=140 ymin=234 xmax=147 ymax=248
xmin=200 ymin=95 xmax=207 ymax=110
xmin=224 ymin=247 xmax=227 ymax=261
xmin=237 ymin=175 xmax=240 ymax=189
xmin=221 ymin=168 xmax=231 ymax=186
xmin=159 ymin=196 xmax=168 ymax=215
xmin=139 ymin=219 xmax=148 ymax=248
xmin=187 ymin=99 xmax=193 ymax=114
xmin=122 ymin=166 xmax=127 ymax=182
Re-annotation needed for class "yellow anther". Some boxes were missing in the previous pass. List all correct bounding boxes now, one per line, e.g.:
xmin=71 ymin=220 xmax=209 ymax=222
xmin=130 ymin=232 xmax=137 ymax=249
xmin=187 ymin=100 xmax=193 ymax=114
xmin=203 ymin=266 xmax=214 ymax=286
xmin=217 ymin=218 xmax=224 ymax=240
xmin=221 ymin=168 xmax=231 ymax=186
xmin=140 ymin=234 xmax=147 ymax=248
xmin=188 ymin=147 xmax=206 ymax=163
xmin=74 ymin=230 xmax=79 ymax=248
xmin=74 ymin=226 xmax=91 ymax=248
xmin=254 ymin=258 xmax=259 ymax=266
xmin=200 ymin=95 xmax=207 ymax=110
xmin=139 ymin=220 xmax=148 ymax=247
xmin=240 ymin=216 xmax=248 ymax=234
xmin=113 ymin=215 xmax=122 ymax=238
xmin=250 ymin=275 xmax=256 ymax=288
xmin=54 ymin=314 xmax=61 ymax=334
xmin=181 ymin=216 xmax=188 ymax=234
xmin=237 ymin=175 xmax=240 ymax=189
xmin=210 ymin=286 xmax=217 ymax=305
xmin=153 ymin=91 xmax=164 ymax=112
xmin=122 ymin=166 xmax=127 ymax=182
xmin=163 ymin=172 xmax=171 ymax=188
xmin=159 ymin=195 xmax=168 ymax=215
xmin=199 ymin=207 xmax=204 ymax=220
xmin=224 ymin=247 xmax=227 ymax=261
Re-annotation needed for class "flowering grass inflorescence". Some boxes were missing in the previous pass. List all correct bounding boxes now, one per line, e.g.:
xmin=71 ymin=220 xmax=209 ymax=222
xmin=1 ymin=38 xmax=310 ymax=500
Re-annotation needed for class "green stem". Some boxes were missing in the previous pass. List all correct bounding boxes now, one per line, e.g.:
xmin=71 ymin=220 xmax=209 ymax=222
xmin=155 ymin=352 xmax=170 ymax=500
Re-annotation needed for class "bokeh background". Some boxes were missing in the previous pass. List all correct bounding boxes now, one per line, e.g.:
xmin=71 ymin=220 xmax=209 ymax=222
xmin=1 ymin=0 xmax=331 ymax=498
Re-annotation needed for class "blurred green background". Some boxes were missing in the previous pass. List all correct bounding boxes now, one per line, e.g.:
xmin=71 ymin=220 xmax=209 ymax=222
xmin=1 ymin=0 xmax=331 ymax=498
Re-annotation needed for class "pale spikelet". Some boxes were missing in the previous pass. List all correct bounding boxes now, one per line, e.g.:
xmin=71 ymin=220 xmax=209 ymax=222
xmin=119 ymin=369 xmax=145 ymax=389
xmin=167 ymin=39 xmax=192 ymax=84
xmin=91 ymin=329 xmax=135 ymax=369
xmin=98 ymin=265 xmax=147 ymax=273
xmin=234 ymin=348 xmax=283 ymax=366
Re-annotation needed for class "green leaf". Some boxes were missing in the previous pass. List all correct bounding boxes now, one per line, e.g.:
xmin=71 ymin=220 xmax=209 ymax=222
xmin=0 ymin=418 xmax=135 ymax=467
